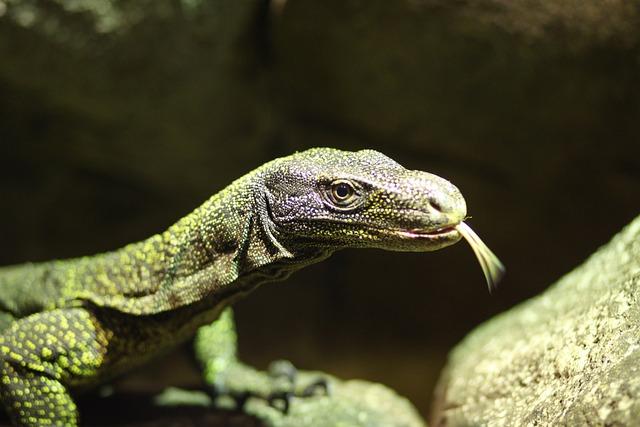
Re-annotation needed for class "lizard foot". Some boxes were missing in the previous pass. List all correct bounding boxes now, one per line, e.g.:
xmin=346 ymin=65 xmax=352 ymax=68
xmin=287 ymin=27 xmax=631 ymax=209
xmin=264 ymin=361 xmax=330 ymax=414
xmin=217 ymin=361 xmax=330 ymax=414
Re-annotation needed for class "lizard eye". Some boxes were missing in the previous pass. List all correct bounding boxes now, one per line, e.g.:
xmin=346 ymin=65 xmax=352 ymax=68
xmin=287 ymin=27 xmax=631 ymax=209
xmin=325 ymin=179 xmax=362 ymax=209
xmin=333 ymin=181 xmax=353 ymax=200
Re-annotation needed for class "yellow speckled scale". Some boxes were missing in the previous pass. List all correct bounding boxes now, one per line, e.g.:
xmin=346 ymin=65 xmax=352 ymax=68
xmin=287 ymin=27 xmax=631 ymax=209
xmin=0 ymin=309 xmax=105 ymax=426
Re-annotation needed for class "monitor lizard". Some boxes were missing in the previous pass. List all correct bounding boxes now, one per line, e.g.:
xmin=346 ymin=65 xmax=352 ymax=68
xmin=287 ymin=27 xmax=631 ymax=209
xmin=0 ymin=148 xmax=501 ymax=426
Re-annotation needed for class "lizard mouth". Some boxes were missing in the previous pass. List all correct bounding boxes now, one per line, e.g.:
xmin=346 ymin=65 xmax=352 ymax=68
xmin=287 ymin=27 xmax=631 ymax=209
xmin=396 ymin=225 xmax=460 ymax=240
xmin=395 ymin=221 xmax=505 ymax=292
xmin=373 ymin=223 xmax=463 ymax=252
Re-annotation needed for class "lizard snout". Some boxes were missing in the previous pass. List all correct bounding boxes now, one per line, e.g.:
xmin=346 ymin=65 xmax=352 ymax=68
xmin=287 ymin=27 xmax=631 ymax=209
xmin=405 ymin=171 xmax=467 ymax=223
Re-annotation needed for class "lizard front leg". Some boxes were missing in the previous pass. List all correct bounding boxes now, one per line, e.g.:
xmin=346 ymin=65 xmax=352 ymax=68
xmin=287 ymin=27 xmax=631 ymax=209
xmin=195 ymin=308 xmax=270 ymax=401
xmin=0 ymin=308 xmax=108 ymax=426
xmin=195 ymin=308 xmax=327 ymax=412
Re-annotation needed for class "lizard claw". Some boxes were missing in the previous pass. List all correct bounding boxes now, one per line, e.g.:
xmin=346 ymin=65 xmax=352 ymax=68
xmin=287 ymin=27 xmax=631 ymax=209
xmin=265 ymin=377 xmax=330 ymax=414
xmin=301 ymin=378 xmax=330 ymax=398
xmin=267 ymin=390 xmax=293 ymax=414
xmin=230 ymin=391 xmax=252 ymax=411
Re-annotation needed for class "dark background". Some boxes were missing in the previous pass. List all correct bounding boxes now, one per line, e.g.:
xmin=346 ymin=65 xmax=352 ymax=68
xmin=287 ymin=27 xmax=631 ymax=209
xmin=1 ymin=0 xmax=639 ymax=420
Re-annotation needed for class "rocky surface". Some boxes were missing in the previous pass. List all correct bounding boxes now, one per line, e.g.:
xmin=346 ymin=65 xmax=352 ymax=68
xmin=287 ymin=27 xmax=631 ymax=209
xmin=432 ymin=215 xmax=640 ymax=426
xmin=150 ymin=372 xmax=425 ymax=427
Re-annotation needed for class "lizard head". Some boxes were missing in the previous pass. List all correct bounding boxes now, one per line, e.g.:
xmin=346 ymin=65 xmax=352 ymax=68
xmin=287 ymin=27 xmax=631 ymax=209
xmin=260 ymin=148 xmax=466 ymax=252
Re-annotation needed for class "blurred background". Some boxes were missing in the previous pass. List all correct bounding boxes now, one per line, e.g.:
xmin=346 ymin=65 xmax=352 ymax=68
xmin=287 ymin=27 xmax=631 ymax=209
xmin=0 ymin=0 xmax=638 ymax=421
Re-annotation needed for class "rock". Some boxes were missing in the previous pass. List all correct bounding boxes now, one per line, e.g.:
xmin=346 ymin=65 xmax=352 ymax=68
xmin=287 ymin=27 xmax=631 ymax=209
xmin=432 ymin=215 xmax=640 ymax=426
xmin=155 ymin=372 xmax=426 ymax=427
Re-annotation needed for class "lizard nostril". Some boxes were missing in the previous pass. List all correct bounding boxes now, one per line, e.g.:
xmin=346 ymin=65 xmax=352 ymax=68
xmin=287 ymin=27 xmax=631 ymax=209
xmin=430 ymin=199 xmax=444 ymax=212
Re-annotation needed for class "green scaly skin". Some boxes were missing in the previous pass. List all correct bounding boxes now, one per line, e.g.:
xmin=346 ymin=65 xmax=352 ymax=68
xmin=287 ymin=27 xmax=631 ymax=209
xmin=0 ymin=148 xmax=467 ymax=426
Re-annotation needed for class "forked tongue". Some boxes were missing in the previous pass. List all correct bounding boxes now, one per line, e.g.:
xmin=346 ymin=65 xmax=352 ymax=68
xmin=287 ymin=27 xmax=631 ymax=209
xmin=454 ymin=222 xmax=505 ymax=293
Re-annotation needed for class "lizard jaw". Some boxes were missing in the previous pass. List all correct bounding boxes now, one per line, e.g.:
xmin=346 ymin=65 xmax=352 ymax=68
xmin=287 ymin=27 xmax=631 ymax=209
xmin=400 ymin=225 xmax=458 ymax=237
xmin=373 ymin=222 xmax=463 ymax=252
xmin=395 ymin=226 xmax=462 ymax=244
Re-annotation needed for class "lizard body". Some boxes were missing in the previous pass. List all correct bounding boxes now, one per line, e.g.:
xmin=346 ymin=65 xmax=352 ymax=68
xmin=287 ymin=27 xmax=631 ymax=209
xmin=0 ymin=148 xmax=467 ymax=426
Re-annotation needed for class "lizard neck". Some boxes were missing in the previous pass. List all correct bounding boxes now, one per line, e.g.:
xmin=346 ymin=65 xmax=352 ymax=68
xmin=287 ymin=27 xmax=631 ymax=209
xmin=66 ymin=171 xmax=331 ymax=314
xmin=160 ymin=171 xmax=317 ymax=284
